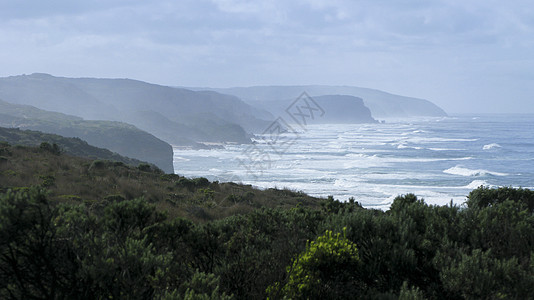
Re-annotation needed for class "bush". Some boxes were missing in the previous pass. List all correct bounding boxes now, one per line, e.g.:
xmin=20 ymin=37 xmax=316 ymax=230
xmin=104 ymin=194 xmax=126 ymax=203
xmin=89 ymin=159 xmax=107 ymax=170
xmin=271 ymin=228 xmax=362 ymax=299
xmin=467 ymin=186 xmax=534 ymax=213
xmin=177 ymin=178 xmax=197 ymax=191
xmin=138 ymin=163 xmax=152 ymax=172
xmin=0 ymin=188 xmax=79 ymax=298
xmin=439 ymin=249 xmax=534 ymax=299
xmin=39 ymin=142 xmax=61 ymax=155
xmin=193 ymin=177 xmax=210 ymax=188
xmin=39 ymin=175 xmax=56 ymax=187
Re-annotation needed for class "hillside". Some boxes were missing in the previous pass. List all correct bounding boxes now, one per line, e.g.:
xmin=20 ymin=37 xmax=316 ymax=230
xmin=1 ymin=142 xmax=533 ymax=299
xmin=0 ymin=127 xmax=152 ymax=167
xmin=0 ymin=73 xmax=274 ymax=145
xmin=0 ymin=99 xmax=174 ymax=173
xmin=0 ymin=142 xmax=322 ymax=221
xmin=196 ymin=85 xmax=448 ymax=119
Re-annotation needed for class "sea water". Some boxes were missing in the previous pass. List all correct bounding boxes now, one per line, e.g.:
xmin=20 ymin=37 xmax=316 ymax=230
xmin=173 ymin=114 xmax=534 ymax=210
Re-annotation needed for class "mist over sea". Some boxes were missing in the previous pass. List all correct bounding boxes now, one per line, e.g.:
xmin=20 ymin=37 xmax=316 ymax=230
xmin=173 ymin=114 xmax=534 ymax=210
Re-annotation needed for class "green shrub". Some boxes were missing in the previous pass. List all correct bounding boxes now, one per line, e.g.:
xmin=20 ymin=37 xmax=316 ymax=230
xmin=177 ymin=178 xmax=195 ymax=190
xmin=39 ymin=142 xmax=61 ymax=155
xmin=271 ymin=228 xmax=362 ymax=299
xmin=160 ymin=174 xmax=181 ymax=182
xmin=103 ymin=194 xmax=126 ymax=203
xmin=0 ymin=143 xmax=12 ymax=156
xmin=89 ymin=160 xmax=107 ymax=170
xmin=39 ymin=175 xmax=56 ymax=187
xmin=138 ymin=163 xmax=152 ymax=172
xmin=467 ymin=186 xmax=534 ymax=213
xmin=193 ymin=177 xmax=210 ymax=188
xmin=58 ymin=195 xmax=82 ymax=202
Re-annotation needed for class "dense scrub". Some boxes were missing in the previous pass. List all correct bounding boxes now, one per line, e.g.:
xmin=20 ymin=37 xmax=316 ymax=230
xmin=1 ymin=143 xmax=534 ymax=299
xmin=0 ymin=142 xmax=320 ymax=221
xmin=0 ymin=127 xmax=148 ymax=167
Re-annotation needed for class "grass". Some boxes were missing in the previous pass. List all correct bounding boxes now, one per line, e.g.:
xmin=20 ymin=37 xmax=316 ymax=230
xmin=0 ymin=142 xmax=323 ymax=222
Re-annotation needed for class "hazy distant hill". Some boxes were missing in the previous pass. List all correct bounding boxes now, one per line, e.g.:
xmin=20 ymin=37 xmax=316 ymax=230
xmin=249 ymin=94 xmax=377 ymax=124
xmin=195 ymin=85 xmax=447 ymax=118
xmin=0 ymin=99 xmax=174 ymax=173
xmin=0 ymin=73 xmax=273 ymax=145
xmin=0 ymin=127 xmax=152 ymax=168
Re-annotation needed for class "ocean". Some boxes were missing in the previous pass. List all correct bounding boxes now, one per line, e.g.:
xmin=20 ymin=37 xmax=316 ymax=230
xmin=172 ymin=114 xmax=534 ymax=210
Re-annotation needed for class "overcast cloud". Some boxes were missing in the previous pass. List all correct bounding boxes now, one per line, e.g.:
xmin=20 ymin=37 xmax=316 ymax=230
xmin=1 ymin=0 xmax=533 ymax=113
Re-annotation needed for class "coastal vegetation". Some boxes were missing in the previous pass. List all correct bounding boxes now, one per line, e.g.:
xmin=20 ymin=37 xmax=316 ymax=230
xmin=1 ymin=142 xmax=533 ymax=299
xmin=0 ymin=100 xmax=174 ymax=172
xmin=0 ymin=127 xmax=151 ymax=168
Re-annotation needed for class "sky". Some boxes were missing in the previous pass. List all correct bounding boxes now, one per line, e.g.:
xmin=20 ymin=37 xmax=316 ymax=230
xmin=1 ymin=0 xmax=533 ymax=114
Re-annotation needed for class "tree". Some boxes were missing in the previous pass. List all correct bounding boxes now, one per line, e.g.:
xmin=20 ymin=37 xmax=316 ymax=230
xmin=438 ymin=249 xmax=534 ymax=299
xmin=270 ymin=228 xmax=362 ymax=299
xmin=467 ymin=186 xmax=534 ymax=213
xmin=0 ymin=188 xmax=79 ymax=298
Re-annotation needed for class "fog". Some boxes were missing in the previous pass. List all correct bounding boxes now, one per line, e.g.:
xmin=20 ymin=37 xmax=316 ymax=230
xmin=1 ymin=0 xmax=533 ymax=114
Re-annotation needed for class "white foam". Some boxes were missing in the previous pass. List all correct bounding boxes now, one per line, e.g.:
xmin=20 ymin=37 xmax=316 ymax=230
xmin=172 ymin=117 xmax=532 ymax=210
xmin=464 ymin=180 xmax=489 ymax=189
xmin=428 ymin=148 xmax=466 ymax=151
xmin=334 ymin=178 xmax=357 ymax=189
xmin=483 ymin=143 xmax=502 ymax=150
xmin=407 ymin=137 xmax=478 ymax=143
xmin=173 ymin=156 xmax=191 ymax=162
xmin=396 ymin=143 xmax=422 ymax=150
xmin=444 ymin=166 xmax=508 ymax=177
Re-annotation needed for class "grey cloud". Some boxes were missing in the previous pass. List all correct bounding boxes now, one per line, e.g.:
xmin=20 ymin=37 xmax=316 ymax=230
xmin=0 ymin=0 xmax=533 ymax=113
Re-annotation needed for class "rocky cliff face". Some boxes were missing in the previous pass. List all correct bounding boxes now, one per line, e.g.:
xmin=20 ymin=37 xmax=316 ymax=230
xmin=309 ymin=95 xmax=377 ymax=124
xmin=249 ymin=94 xmax=377 ymax=125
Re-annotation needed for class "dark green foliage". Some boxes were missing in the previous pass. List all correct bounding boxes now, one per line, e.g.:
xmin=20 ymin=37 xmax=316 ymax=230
xmin=467 ymin=186 xmax=534 ymax=213
xmin=177 ymin=177 xmax=196 ymax=190
xmin=0 ymin=188 xmax=79 ymax=298
xmin=160 ymin=173 xmax=181 ymax=181
xmin=272 ymin=229 xmax=363 ymax=299
xmin=0 ymin=121 xmax=174 ymax=173
xmin=224 ymin=192 xmax=254 ymax=205
xmin=321 ymin=195 xmax=363 ymax=214
xmin=103 ymin=198 xmax=165 ymax=235
xmin=0 ymin=142 xmax=12 ymax=162
xmin=440 ymin=249 xmax=534 ymax=299
xmin=467 ymin=199 xmax=534 ymax=259
xmin=89 ymin=159 xmax=107 ymax=170
xmin=322 ymin=191 xmax=534 ymax=299
xmin=193 ymin=177 xmax=210 ymax=188
xmin=161 ymin=271 xmax=234 ymax=299
xmin=1 ymin=157 xmax=533 ymax=300
xmin=0 ymin=145 xmax=321 ymax=221
xmin=39 ymin=174 xmax=56 ymax=187
xmin=39 ymin=141 xmax=61 ymax=155
xmin=138 ymin=163 xmax=153 ymax=172
xmin=399 ymin=281 xmax=425 ymax=300
xmin=104 ymin=194 xmax=126 ymax=203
